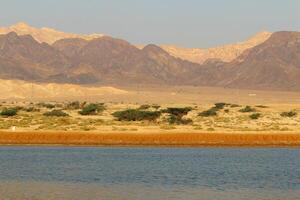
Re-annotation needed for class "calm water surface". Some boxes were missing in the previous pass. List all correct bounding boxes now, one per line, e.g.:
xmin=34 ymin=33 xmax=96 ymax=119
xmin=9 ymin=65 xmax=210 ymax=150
xmin=0 ymin=147 xmax=299 ymax=200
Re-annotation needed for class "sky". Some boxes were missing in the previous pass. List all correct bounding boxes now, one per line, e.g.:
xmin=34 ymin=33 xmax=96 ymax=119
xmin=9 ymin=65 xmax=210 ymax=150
xmin=0 ymin=0 xmax=300 ymax=48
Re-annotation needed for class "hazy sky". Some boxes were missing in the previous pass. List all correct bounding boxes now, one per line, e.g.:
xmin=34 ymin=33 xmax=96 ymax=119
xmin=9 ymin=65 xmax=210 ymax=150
xmin=1 ymin=0 xmax=300 ymax=48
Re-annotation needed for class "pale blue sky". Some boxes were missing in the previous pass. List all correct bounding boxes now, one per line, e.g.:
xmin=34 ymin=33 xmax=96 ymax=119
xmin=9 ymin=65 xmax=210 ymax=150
xmin=1 ymin=0 xmax=299 ymax=47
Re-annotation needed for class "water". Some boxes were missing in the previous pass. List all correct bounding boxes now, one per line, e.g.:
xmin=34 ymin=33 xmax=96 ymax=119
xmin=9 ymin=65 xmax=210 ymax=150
xmin=0 ymin=147 xmax=299 ymax=200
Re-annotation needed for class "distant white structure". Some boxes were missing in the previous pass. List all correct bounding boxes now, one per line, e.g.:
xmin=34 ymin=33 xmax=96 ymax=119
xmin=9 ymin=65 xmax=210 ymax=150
xmin=11 ymin=126 xmax=16 ymax=132
xmin=248 ymin=93 xmax=257 ymax=97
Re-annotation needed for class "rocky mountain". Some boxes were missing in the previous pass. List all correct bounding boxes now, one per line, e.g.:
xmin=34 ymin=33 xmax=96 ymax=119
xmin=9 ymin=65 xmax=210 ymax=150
xmin=0 ymin=32 xmax=200 ymax=85
xmin=0 ymin=32 xmax=70 ymax=81
xmin=159 ymin=32 xmax=272 ymax=64
xmin=0 ymin=29 xmax=299 ymax=91
xmin=1 ymin=23 xmax=271 ymax=64
xmin=216 ymin=31 xmax=300 ymax=91
xmin=0 ymin=22 xmax=103 ymax=44
xmin=52 ymin=36 xmax=200 ymax=84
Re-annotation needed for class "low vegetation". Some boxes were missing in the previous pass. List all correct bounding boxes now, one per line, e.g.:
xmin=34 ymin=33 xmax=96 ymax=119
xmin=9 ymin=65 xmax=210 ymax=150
xmin=37 ymin=103 xmax=55 ymax=109
xmin=113 ymin=109 xmax=161 ymax=121
xmin=280 ymin=111 xmax=297 ymax=118
xmin=43 ymin=110 xmax=69 ymax=117
xmin=239 ymin=106 xmax=256 ymax=113
xmin=65 ymin=101 xmax=81 ymax=110
xmin=0 ymin=101 xmax=299 ymax=133
xmin=249 ymin=113 xmax=261 ymax=120
xmin=199 ymin=103 xmax=227 ymax=117
xmin=199 ymin=107 xmax=218 ymax=117
xmin=79 ymin=103 xmax=105 ymax=115
xmin=0 ymin=108 xmax=18 ymax=117
xmin=162 ymin=107 xmax=193 ymax=125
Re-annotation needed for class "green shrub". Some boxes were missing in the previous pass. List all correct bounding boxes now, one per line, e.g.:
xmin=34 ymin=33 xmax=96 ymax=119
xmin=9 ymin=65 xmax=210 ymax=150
xmin=280 ymin=111 xmax=297 ymax=118
xmin=139 ymin=104 xmax=151 ymax=110
xmin=249 ymin=113 xmax=261 ymax=120
xmin=199 ymin=107 xmax=218 ymax=117
xmin=239 ymin=106 xmax=256 ymax=113
xmin=214 ymin=103 xmax=226 ymax=110
xmin=0 ymin=108 xmax=18 ymax=116
xmin=162 ymin=107 xmax=192 ymax=117
xmin=113 ymin=109 xmax=161 ymax=121
xmin=43 ymin=110 xmax=69 ymax=117
xmin=162 ymin=107 xmax=193 ymax=125
xmin=79 ymin=103 xmax=105 ymax=115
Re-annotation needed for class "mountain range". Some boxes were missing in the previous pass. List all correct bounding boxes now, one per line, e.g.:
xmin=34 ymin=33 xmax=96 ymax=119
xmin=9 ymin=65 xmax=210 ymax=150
xmin=0 ymin=23 xmax=299 ymax=91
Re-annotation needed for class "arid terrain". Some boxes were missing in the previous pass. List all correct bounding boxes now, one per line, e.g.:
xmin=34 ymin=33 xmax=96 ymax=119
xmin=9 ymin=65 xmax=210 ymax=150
xmin=0 ymin=23 xmax=300 ymax=146
xmin=0 ymin=83 xmax=299 ymax=146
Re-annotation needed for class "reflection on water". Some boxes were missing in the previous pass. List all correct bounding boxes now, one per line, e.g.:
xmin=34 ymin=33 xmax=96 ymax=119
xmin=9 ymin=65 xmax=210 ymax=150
xmin=0 ymin=147 xmax=299 ymax=200
xmin=0 ymin=181 xmax=299 ymax=200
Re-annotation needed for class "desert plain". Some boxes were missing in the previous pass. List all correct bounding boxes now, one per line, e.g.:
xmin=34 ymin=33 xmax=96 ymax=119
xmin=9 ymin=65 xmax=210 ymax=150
xmin=0 ymin=83 xmax=300 ymax=146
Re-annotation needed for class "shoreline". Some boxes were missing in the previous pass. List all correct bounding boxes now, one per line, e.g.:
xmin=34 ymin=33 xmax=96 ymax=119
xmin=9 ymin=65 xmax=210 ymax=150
xmin=0 ymin=131 xmax=300 ymax=147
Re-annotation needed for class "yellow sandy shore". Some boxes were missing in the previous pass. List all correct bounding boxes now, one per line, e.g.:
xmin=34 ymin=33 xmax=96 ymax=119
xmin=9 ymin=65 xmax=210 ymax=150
xmin=0 ymin=131 xmax=300 ymax=147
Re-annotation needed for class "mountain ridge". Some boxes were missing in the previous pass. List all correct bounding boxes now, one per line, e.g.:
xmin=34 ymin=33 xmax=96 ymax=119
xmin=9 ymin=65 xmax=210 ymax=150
xmin=0 ymin=22 xmax=104 ymax=44
xmin=0 ymin=26 xmax=299 ymax=91
xmin=1 ymin=23 xmax=271 ymax=64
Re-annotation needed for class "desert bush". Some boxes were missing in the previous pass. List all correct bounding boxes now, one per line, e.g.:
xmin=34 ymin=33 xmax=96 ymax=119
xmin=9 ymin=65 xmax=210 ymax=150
xmin=25 ymin=107 xmax=40 ymax=112
xmin=256 ymin=105 xmax=268 ymax=108
xmin=230 ymin=104 xmax=240 ymax=108
xmin=214 ymin=103 xmax=227 ymax=110
xmin=239 ymin=106 xmax=256 ymax=113
xmin=152 ymin=105 xmax=161 ymax=110
xmin=162 ymin=107 xmax=193 ymax=125
xmin=280 ymin=111 xmax=297 ymax=118
xmin=162 ymin=107 xmax=192 ymax=117
xmin=0 ymin=108 xmax=18 ymax=117
xmin=13 ymin=106 xmax=24 ymax=111
xmin=139 ymin=104 xmax=151 ymax=110
xmin=79 ymin=103 xmax=105 ymax=115
xmin=199 ymin=103 xmax=228 ymax=117
xmin=199 ymin=107 xmax=218 ymax=117
xmin=65 ymin=101 xmax=81 ymax=110
xmin=249 ymin=113 xmax=261 ymax=120
xmin=112 ymin=109 xmax=161 ymax=121
xmin=43 ymin=110 xmax=69 ymax=117
xmin=37 ymin=103 xmax=55 ymax=109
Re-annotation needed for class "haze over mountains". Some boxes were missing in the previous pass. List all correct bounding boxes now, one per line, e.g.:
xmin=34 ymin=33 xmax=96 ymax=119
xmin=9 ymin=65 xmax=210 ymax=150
xmin=0 ymin=23 xmax=299 ymax=91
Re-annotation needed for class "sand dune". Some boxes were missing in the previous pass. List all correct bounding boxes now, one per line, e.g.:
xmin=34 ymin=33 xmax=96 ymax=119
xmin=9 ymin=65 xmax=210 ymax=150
xmin=0 ymin=79 xmax=128 ymax=100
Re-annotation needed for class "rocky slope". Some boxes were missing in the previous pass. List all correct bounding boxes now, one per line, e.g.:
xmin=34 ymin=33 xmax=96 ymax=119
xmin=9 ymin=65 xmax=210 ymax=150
xmin=0 ymin=22 xmax=103 ymax=44
xmin=0 ymin=28 xmax=299 ymax=91
xmin=217 ymin=31 xmax=300 ymax=91
xmin=0 ymin=32 xmax=200 ymax=84
xmin=160 ymin=32 xmax=272 ymax=64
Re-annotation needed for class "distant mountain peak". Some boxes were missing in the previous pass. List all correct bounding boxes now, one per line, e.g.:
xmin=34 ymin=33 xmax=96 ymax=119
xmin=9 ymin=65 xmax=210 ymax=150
xmin=11 ymin=22 xmax=30 ymax=29
xmin=0 ymin=22 xmax=104 ymax=44
xmin=160 ymin=31 xmax=272 ymax=64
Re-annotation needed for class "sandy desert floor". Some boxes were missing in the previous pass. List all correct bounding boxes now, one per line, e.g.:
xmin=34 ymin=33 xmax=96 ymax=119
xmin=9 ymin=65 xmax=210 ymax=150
xmin=0 ymin=85 xmax=300 ymax=146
